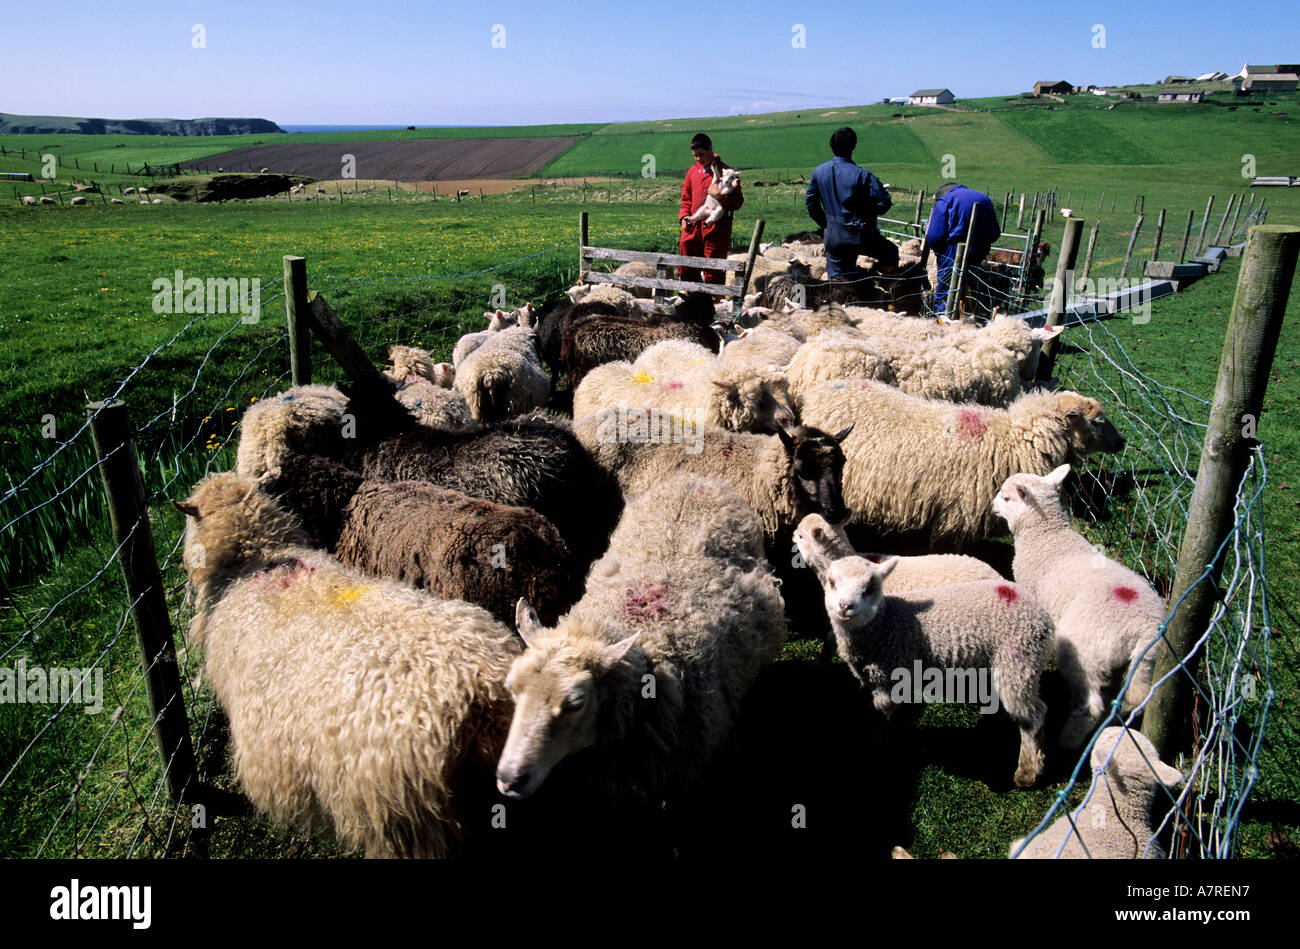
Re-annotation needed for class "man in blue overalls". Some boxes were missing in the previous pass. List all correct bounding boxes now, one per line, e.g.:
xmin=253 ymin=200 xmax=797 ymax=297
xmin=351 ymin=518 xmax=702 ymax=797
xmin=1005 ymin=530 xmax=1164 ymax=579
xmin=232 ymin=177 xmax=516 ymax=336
xmin=805 ymin=127 xmax=898 ymax=282
xmin=926 ymin=182 xmax=1002 ymax=315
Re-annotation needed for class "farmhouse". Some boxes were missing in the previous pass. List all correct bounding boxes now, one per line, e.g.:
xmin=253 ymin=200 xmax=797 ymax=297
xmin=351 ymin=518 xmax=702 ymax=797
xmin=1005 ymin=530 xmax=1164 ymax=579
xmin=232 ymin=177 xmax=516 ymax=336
xmin=1163 ymin=75 xmax=1195 ymax=84
xmin=1034 ymin=80 xmax=1073 ymax=95
xmin=1241 ymin=73 xmax=1298 ymax=93
xmin=1158 ymin=90 xmax=1205 ymax=103
xmin=909 ymin=88 xmax=954 ymax=106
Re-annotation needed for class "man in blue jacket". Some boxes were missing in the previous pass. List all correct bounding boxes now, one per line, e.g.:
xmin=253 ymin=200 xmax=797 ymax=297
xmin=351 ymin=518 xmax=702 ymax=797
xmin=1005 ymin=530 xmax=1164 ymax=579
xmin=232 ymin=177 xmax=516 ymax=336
xmin=806 ymin=127 xmax=898 ymax=282
xmin=926 ymin=182 xmax=1001 ymax=315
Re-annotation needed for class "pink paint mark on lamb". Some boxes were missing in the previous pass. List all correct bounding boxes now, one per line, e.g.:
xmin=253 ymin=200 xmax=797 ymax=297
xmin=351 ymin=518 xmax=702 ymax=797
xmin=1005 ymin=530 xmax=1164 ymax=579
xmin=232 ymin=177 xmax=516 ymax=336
xmin=1113 ymin=586 xmax=1139 ymax=604
xmin=996 ymin=584 xmax=1019 ymax=605
xmin=255 ymin=557 xmax=314 ymax=588
xmin=663 ymin=380 xmax=685 ymax=392
xmin=854 ymin=380 xmax=872 ymax=389
xmin=720 ymin=440 xmax=735 ymax=460
xmin=625 ymin=582 xmax=670 ymax=621
xmin=957 ymin=409 xmax=988 ymax=443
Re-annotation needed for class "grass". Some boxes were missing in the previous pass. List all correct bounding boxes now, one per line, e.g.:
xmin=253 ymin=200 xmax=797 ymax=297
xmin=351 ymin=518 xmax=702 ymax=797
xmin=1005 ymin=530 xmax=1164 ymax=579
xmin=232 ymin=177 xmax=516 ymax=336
xmin=2 ymin=95 xmax=1299 ymax=858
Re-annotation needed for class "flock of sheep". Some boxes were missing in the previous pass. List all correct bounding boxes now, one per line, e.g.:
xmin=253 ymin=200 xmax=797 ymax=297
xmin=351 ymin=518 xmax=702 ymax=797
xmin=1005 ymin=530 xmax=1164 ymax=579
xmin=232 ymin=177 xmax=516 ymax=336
xmin=174 ymin=230 xmax=1182 ymax=859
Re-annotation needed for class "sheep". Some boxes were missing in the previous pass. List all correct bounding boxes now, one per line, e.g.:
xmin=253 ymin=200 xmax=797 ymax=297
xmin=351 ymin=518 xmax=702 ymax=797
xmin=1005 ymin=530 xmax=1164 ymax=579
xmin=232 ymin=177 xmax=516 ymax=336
xmin=795 ymin=535 xmax=1053 ymax=788
xmin=525 ymin=298 xmax=623 ymax=379
xmin=797 ymin=381 xmax=1126 ymax=544
xmin=261 ymin=453 xmax=583 ymax=626
xmin=1010 ymin=727 xmax=1183 ymax=858
xmin=573 ymin=339 xmax=792 ymax=434
xmin=109 ymin=197 xmax=124 ymax=204
xmin=345 ymin=410 xmax=624 ymax=565
xmin=123 ymin=187 xmax=136 ymax=195
xmin=993 ymin=464 xmax=1167 ymax=749
xmin=174 ymin=471 xmax=520 ymax=858
xmin=794 ymin=514 xmax=1000 ymax=593
xmin=564 ymin=282 xmax=639 ymax=313
xmin=495 ymin=474 xmax=787 ymax=801
xmin=383 ymin=344 xmax=439 ymax=384
xmin=725 ymin=252 xmax=791 ymax=288
xmin=394 ymin=376 xmax=476 ymax=430
xmin=452 ymin=309 xmax=518 ymax=367
xmin=69 ymin=195 xmax=87 ymax=205
xmin=612 ymin=261 xmax=657 ymax=299
xmin=39 ymin=196 xmax=55 ymax=205
xmin=719 ymin=324 xmax=804 ymax=373
xmin=21 ymin=195 xmax=36 ymax=205
xmin=685 ymin=167 xmax=740 ymax=224
xmin=559 ymin=306 xmax=721 ymax=391
xmin=573 ymin=407 xmax=850 ymax=537
xmin=454 ymin=325 xmax=551 ymax=422
xmin=234 ymin=384 xmax=351 ymax=479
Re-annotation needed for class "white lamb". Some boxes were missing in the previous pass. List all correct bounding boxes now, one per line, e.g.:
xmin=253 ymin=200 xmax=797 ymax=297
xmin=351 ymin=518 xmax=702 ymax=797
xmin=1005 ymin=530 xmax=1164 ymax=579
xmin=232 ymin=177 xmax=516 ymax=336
xmin=452 ymin=309 xmax=518 ymax=368
xmin=1010 ymin=726 xmax=1183 ymax=858
xmin=685 ymin=166 xmax=740 ymax=224
xmin=454 ymin=325 xmax=550 ymax=422
xmin=993 ymin=465 xmax=1167 ymax=750
xmin=796 ymin=531 xmax=1053 ymax=788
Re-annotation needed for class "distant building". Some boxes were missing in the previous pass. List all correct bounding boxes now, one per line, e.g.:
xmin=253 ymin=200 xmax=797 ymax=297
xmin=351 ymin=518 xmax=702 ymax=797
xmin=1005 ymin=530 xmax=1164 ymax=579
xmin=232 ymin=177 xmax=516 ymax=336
xmin=1242 ymin=73 xmax=1299 ymax=92
xmin=1034 ymin=80 xmax=1073 ymax=95
xmin=1196 ymin=71 xmax=1228 ymax=81
xmin=1163 ymin=75 xmax=1195 ymax=84
xmin=1233 ymin=62 xmax=1298 ymax=80
xmin=1158 ymin=90 xmax=1205 ymax=103
xmin=909 ymin=88 xmax=955 ymax=106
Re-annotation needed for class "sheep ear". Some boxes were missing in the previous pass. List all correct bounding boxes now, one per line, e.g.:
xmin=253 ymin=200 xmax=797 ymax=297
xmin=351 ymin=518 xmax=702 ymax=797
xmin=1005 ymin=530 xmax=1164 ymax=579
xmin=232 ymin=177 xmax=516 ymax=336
xmin=712 ymin=380 xmax=740 ymax=397
xmin=774 ymin=425 xmax=796 ymax=450
xmin=1155 ymin=759 xmax=1184 ymax=788
xmin=1016 ymin=485 xmax=1027 ymax=500
xmin=515 ymin=599 xmax=545 ymax=646
xmin=1045 ymin=464 xmax=1071 ymax=486
xmin=1033 ymin=325 xmax=1064 ymax=341
xmin=172 ymin=499 xmax=202 ymax=520
xmin=599 ymin=634 xmax=640 ymax=668
xmin=832 ymin=424 xmax=854 ymax=443
xmin=874 ymin=556 xmax=899 ymax=579
xmin=256 ymin=467 xmax=282 ymax=490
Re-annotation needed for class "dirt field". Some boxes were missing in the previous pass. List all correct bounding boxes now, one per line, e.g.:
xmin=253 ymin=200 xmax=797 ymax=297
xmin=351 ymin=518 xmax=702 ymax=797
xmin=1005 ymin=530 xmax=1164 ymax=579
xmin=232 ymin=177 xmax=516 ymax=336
xmin=180 ymin=137 xmax=575 ymax=181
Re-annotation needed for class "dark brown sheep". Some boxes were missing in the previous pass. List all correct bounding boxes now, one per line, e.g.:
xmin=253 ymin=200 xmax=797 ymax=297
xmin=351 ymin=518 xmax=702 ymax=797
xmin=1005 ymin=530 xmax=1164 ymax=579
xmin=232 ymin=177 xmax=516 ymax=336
xmin=559 ymin=312 xmax=721 ymax=390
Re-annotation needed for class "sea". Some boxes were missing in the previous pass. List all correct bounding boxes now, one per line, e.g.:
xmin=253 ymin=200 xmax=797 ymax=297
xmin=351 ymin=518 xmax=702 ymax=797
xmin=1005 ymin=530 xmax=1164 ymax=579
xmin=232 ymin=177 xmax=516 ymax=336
xmin=279 ymin=125 xmax=478 ymax=133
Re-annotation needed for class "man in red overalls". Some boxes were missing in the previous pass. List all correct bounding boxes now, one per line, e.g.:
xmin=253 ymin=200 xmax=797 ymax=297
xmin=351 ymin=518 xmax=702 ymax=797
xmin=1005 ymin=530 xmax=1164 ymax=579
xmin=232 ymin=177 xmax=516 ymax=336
xmin=678 ymin=133 xmax=743 ymax=286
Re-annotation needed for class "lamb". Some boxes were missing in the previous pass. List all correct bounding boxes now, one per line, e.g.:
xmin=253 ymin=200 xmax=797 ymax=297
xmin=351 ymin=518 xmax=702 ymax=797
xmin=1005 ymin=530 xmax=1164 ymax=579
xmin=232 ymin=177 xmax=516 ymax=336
xmin=572 ymin=339 xmax=792 ymax=434
xmin=40 ymin=196 xmax=55 ymax=205
xmin=685 ymin=166 xmax=740 ymax=224
xmin=573 ymin=407 xmax=850 ymax=536
xmin=21 ymin=195 xmax=36 ymax=205
xmin=261 ymin=454 xmax=583 ymax=626
xmin=393 ymin=376 xmax=476 ymax=430
xmin=797 ymin=381 xmax=1126 ymax=544
xmin=452 ymin=309 xmax=518 ymax=368
xmin=794 ymin=514 xmax=1000 ymax=593
xmin=234 ymin=385 xmax=351 ymax=479
xmin=612 ymin=261 xmax=657 ymax=298
xmin=1010 ymin=727 xmax=1183 ymax=858
xmin=453 ymin=325 xmax=551 ymax=422
xmin=564 ymin=281 xmax=639 ymax=313
xmin=796 ymin=533 xmax=1053 ymax=787
xmin=174 ymin=471 xmax=520 ymax=858
xmin=993 ymin=465 xmax=1167 ymax=749
xmin=718 ymin=325 xmax=803 ymax=372
xmin=559 ymin=306 xmax=721 ymax=391
xmin=495 ymin=475 xmax=787 ymax=801
xmin=70 ymin=196 xmax=87 ymax=205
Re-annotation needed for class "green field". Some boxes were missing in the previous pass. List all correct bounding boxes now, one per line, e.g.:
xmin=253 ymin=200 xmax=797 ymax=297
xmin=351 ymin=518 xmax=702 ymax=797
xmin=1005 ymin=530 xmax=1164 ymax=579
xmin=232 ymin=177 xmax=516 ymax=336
xmin=2 ymin=93 xmax=1298 ymax=859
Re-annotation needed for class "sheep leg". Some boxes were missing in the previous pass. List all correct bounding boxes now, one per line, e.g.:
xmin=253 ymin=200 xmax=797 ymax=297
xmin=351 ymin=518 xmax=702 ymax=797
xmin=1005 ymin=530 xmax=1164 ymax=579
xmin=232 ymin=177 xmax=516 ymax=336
xmin=1000 ymin=676 xmax=1047 ymax=788
xmin=1120 ymin=636 xmax=1158 ymax=713
xmin=1054 ymin=636 xmax=1103 ymax=751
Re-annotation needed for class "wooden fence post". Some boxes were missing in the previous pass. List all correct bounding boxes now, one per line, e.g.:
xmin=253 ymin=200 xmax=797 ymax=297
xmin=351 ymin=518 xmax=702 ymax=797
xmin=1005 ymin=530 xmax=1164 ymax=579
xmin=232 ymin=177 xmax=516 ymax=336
xmin=1195 ymin=196 xmax=1215 ymax=256
xmin=1017 ymin=192 xmax=1025 ymax=229
xmin=578 ymin=211 xmax=590 ymax=277
xmin=1018 ymin=208 xmax=1046 ymax=310
xmin=88 ymin=399 xmax=198 ymax=805
xmin=283 ymin=255 xmax=311 ymax=386
xmin=737 ymin=218 xmax=766 ymax=314
xmin=1002 ymin=191 xmax=1011 ymax=225
xmin=914 ymin=188 xmax=926 ymax=229
xmin=1179 ymin=209 xmax=1194 ymax=263
xmin=1229 ymin=195 xmax=1244 ymax=243
xmin=1213 ymin=193 xmax=1237 ymax=246
xmin=1080 ymin=221 xmax=1100 ymax=287
xmin=1036 ymin=217 xmax=1083 ymax=381
xmin=1151 ymin=208 xmax=1166 ymax=262
xmin=1144 ymin=225 xmax=1300 ymax=763
xmin=1120 ymin=213 xmax=1144 ymax=279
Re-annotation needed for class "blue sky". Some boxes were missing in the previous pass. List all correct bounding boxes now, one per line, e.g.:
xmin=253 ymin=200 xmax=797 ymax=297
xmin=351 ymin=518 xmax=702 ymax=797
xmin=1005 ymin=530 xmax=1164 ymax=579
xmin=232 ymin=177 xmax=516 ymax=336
xmin=1 ymin=0 xmax=1296 ymax=125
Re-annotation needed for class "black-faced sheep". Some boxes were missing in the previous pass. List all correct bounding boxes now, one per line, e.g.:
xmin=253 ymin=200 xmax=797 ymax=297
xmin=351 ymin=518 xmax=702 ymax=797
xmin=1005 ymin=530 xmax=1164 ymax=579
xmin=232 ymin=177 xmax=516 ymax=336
xmin=262 ymin=453 xmax=585 ymax=626
xmin=495 ymin=475 xmax=786 ymax=802
xmin=174 ymin=471 xmax=519 ymax=858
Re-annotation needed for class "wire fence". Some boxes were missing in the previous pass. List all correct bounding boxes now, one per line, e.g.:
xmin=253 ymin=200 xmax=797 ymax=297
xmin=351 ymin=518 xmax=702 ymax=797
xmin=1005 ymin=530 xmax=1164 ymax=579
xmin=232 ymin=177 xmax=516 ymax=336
xmin=0 ymin=202 xmax=1279 ymax=859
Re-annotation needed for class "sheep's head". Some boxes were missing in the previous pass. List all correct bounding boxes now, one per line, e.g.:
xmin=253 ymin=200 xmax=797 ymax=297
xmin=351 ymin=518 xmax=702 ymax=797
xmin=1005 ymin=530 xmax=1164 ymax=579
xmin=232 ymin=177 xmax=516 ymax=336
xmin=1091 ymin=727 xmax=1183 ymax=800
xmin=992 ymin=464 xmax=1071 ymax=532
xmin=778 ymin=423 xmax=852 ymax=524
xmin=172 ymin=472 xmax=308 ymax=581
xmin=793 ymin=513 xmax=855 ymax=581
xmin=515 ymin=302 xmax=536 ymax=329
xmin=383 ymin=344 xmax=434 ymax=384
xmin=431 ymin=362 xmax=455 ymax=388
xmin=496 ymin=601 xmax=641 ymax=800
xmin=712 ymin=376 xmax=796 ymax=434
xmin=483 ymin=309 xmax=518 ymax=332
xmin=1057 ymin=391 xmax=1125 ymax=458
xmin=715 ymin=167 xmax=740 ymax=194
xmin=819 ymin=555 xmax=895 ymax=630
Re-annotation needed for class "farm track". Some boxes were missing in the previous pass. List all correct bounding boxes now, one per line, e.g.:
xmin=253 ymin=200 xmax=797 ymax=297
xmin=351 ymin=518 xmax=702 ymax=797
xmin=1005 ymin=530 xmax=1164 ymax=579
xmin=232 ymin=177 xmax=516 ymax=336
xmin=180 ymin=136 xmax=576 ymax=181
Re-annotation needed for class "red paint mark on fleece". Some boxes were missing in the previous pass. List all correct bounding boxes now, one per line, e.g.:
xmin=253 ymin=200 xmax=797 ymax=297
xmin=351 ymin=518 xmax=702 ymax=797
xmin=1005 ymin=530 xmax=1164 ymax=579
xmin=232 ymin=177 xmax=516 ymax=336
xmin=1113 ymin=586 xmax=1139 ymax=603
xmin=721 ymin=440 xmax=735 ymax=460
xmin=996 ymin=584 xmax=1019 ymax=605
xmin=957 ymin=408 xmax=988 ymax=443
xmin=854 ymin=380 xmax=872 ymax=389
xmin=255 ymin=557 xmax=314 ymax=588
xmin=625 ymin=583 xmax=670 ymax=621
xmin=663 ymin=380 xmax=685 ymax=392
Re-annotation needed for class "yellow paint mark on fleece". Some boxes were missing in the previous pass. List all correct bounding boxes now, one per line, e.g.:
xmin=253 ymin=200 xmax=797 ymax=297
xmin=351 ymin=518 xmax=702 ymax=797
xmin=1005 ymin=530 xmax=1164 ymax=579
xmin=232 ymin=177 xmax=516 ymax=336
xmin=331 ymin=586 xmax=367 ymax=606
xmin=632 ymin=368 xmax=654 ymax=384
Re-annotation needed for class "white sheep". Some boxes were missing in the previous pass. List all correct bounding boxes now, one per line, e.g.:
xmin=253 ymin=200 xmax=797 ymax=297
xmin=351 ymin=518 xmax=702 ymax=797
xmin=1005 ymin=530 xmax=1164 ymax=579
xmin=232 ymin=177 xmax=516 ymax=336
xmin=234 ymin=385 xmax=350 ymax=479
xmin=394 ymin=377 xmax=476 ymax=430
xmin=993 ymin=465 xmax=1167 ymax=749
xmin=796 ymin=534 xmax=1053 ymax=788
xmin=797 ymin=380 xmax=1126 ymax=544
xmin=572 ymin=339 xmax=791 ymax=434
xmin=454 ymin=325 xmax=550 ymax=422
xmin=495 ymin=475 xmax=787 ymax=801
xmin=1010 ymin=727 xmax=1183 ymax=858
xmin=175 ymin=471 xmax=520 ymax=857
xmin=684 ymin=167 xmax=740 ymax=224
xmin=564 ymin=281 xmax=639 ymax=313
xmin=452 ymin=309 xmax=518 ymax=368
xmin=718 ymin=324 xmax=803 ymax=372
xmin=21 ymin=195 xmax=36 ymax=205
